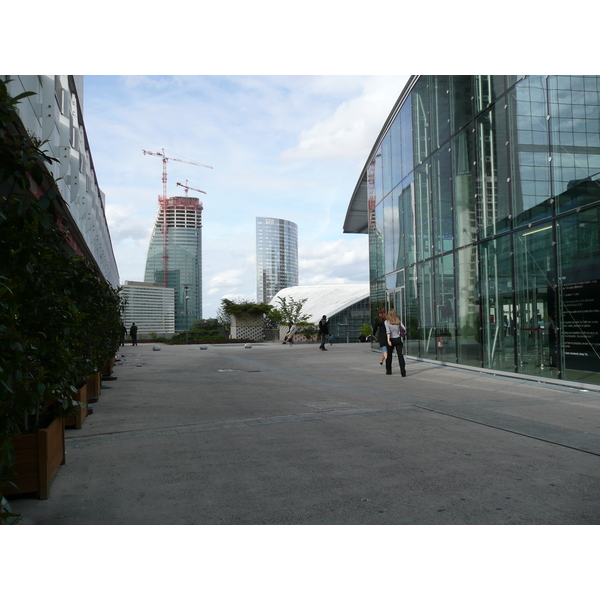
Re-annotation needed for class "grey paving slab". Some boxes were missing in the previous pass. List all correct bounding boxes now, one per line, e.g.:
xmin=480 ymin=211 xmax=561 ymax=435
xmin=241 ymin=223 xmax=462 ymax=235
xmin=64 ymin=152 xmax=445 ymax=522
xmin=6 ymin=342 xmax=600 ymax=525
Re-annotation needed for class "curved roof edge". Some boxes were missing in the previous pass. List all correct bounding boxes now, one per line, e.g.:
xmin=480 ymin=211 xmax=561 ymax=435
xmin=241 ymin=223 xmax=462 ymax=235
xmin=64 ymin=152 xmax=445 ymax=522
xmin=343 ymin=75 xmax=419 ymax=234
xmin=270 ymin=284 xmax=370 ymax=324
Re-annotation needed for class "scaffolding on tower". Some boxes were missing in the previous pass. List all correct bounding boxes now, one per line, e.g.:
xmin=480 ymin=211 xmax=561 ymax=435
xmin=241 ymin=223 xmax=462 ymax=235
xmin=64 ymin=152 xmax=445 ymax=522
xmin=142 ymin=149 xmax=212 ymax=287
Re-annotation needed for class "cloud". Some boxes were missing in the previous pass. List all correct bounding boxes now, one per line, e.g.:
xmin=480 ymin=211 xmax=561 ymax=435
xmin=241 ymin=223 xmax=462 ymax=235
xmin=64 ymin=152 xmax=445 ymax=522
xmin=281 ymin=76 xmax=408 ymax=161
xmin=207 ymin=269 xmax=246 ymax=293
xmin=299 ymin=237 xmax=368 ymax=285
xmin=105 ymin=203 xmax=153 ymax=245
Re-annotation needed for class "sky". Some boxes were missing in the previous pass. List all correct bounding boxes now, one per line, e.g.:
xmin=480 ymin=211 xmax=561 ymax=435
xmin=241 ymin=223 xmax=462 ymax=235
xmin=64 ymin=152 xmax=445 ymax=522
xmin=82 ymin=75 xmax=410 ymax=318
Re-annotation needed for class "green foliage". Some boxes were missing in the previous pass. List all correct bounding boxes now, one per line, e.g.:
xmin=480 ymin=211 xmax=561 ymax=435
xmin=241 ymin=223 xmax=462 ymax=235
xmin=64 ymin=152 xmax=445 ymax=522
xmin=268 ymin=296 xmax=311 ymax=326
xmin=215 ymin=304 xmax=231 ymax=327
xmin=0 ymin=79 xmax=123 ymax=491
xmin=190 ymin=318 xmax=219 ymax=332
xmin=220 ymin=298 xmax=272 ymax=317
xmin=297 ymin=323 xmax=318 ymax=340
xmin=359 ymin=323 xmax=372 ymax=337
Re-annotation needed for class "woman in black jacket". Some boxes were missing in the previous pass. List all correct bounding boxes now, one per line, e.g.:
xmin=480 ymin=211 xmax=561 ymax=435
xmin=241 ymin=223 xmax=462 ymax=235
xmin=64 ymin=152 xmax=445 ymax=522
xmin=372 ymin=307 xmax=388 ymax=367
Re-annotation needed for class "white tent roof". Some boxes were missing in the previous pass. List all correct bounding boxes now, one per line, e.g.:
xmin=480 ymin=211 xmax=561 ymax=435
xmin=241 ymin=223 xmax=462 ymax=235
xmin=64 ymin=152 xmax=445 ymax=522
xmin=270 ymin=284 xmax=370 ymax=324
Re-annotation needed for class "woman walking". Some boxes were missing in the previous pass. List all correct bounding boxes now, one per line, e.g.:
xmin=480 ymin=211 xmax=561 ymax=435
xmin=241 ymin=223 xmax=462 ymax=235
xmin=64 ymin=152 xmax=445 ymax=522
xmin=372 ymin=307 xmax=388 ymax=367
xmin=385 ymin=309 xmax=407 ymax=377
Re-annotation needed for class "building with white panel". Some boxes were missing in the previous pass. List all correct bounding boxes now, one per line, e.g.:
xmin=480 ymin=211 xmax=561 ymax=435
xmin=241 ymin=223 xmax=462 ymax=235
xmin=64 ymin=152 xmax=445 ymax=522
xmin=120 ymin=281 xmax=175 ymax=335
xmin=2 ymin=75 xmax=118 ymax=286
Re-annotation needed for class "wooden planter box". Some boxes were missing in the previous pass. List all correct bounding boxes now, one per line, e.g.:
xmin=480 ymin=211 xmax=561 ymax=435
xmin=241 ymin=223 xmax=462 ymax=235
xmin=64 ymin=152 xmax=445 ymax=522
xmin=64 ymin=384 xmax=87 ymax=429
xmin=0 ymin=416 xmax=65 ymax=500
xmin=86 ymin=371 xmax=101 ymax=403
xmin=101 ymin=356 xmax=115 ymax=378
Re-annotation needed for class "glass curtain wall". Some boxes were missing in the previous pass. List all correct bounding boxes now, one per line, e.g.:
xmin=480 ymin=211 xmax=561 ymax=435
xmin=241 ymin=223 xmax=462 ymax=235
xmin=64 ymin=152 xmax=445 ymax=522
xmin=371 ymin=75 xmax=600 ymax=384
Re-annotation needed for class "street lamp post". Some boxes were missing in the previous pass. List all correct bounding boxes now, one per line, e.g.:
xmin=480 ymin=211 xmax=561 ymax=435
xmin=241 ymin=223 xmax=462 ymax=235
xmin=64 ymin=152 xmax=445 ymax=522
xmin=184 ymin=284 xmax=189 ymax=344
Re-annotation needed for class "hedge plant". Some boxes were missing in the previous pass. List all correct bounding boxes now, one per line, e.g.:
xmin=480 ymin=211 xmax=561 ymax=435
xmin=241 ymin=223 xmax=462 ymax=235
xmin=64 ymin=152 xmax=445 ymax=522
xmin=0 ymin=79 xmax=122 ymax=487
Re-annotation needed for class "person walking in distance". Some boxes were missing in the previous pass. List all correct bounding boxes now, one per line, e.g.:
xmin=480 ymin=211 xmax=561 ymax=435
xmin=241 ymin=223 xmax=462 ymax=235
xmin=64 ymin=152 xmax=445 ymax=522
xmin=385 ymin=309 xmax=406 ymax=376
xmin=319 ymin=315 xmax=330 ymax=351
xmin=372 ymin=307 xmax=388 ymax=367
xmin=120 ymin=323 xmax=127 ymax=346
xmin=130 ymin=323 xmax=138 ymax=346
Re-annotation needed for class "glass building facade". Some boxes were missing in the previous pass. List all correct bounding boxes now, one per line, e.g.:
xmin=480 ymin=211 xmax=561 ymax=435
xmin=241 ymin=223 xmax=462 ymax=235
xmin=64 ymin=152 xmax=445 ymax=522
xmin=120 ymin=281 xmax=175 ymax=335
xmin=256 ymin=217 xmax=299 ymax=303
xmin=328 ymin=297 xmax=371 ymax=344
xmin=345 ymin=75 xmax=600 ymax=386
xmin=144 ymin=196 xmax=203 ymax=331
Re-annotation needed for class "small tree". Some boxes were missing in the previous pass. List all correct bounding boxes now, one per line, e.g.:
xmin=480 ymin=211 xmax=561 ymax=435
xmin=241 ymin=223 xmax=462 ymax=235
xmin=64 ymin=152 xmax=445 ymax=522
xmin=268 ymin=296 xmax=311 ymax=326
xmin=360 ymin=323 xmax=372 ymax=337
xmin=216 ymin=304 xmax=231 ymax=328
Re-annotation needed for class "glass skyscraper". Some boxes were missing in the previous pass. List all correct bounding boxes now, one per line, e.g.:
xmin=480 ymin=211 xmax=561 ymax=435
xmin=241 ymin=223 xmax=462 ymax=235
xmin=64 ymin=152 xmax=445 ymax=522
xmin=145 ymin=196 xmax=202 ymax=331
xmin=256 ymin=217 xmax=299 ymax=303
xmin=345 ymin=75 xmax=600 ymax=386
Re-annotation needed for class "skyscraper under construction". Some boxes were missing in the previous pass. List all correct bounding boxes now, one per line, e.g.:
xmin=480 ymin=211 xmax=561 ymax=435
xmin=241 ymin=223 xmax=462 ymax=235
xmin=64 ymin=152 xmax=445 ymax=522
xmin=144 ymin=196 xmax=203 ymax=331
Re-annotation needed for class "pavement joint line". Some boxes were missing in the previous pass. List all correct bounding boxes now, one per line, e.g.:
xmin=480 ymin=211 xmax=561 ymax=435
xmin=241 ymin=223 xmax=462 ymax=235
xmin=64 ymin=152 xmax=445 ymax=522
xmin=414 ymin=404 xmax=600 ymax=458
xmin=65 ymin=407 xmax=407 ymax=447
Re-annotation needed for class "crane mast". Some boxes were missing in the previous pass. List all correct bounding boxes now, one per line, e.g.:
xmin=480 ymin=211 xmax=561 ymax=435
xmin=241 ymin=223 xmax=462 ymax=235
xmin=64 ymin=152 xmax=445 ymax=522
xmin=143 ymin=149 xmax=212 ymax=287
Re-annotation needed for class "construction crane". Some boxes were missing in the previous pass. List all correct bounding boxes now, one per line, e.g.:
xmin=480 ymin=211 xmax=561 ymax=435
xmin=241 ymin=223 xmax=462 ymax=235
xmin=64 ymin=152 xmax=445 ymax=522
xmin=142 ymin=148 xmax=212 ymax=287
xmin=176 ymin=180 xmax=207 ymax=196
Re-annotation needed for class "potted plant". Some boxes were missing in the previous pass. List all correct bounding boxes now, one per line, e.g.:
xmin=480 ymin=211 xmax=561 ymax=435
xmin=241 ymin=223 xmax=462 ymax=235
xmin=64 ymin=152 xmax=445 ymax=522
xmin=0 ymin=80 xmax=123 ymax=507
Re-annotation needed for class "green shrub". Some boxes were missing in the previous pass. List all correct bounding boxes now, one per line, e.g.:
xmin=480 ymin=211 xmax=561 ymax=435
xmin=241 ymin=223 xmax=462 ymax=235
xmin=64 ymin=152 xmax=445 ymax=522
xmin=0 ymin=80 xmax=123 ymax=491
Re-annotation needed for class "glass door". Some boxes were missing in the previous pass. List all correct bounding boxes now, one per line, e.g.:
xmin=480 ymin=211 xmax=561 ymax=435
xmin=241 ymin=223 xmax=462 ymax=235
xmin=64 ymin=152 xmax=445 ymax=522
xmin=514 ymin=225 xmax=557 ymax=378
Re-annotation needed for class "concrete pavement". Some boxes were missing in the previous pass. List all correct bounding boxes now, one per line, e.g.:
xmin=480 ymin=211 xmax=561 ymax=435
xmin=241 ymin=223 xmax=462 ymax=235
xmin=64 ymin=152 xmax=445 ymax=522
xmin=6 ymin=341 xmax=600 ymax=524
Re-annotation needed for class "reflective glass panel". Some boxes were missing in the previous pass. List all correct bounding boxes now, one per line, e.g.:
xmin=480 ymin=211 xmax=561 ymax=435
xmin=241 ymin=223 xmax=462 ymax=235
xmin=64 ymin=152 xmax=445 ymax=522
xmin=476 ymin=104 xmax=512 ymax=236
xmin=434 ymin=253 xmax=456 ymax=362
xmin=507 ymin=76 xmax=552 ymax=227
xmin=404 ymin=265 xmax=419 ymax=356
xmin=550 ymin=75 xmax=600 ymax=210
xmin=431 ymin=143 xmax=453 ymax=254
xmin=370 ymin=201 xmax=385 ymax=283
xmin=415 ymin=163 xmax=431 ymax=261
xmin=373 ymin=149 xmax=384 ymax=205
xmin=381 ymin=132 xmax=392 ymax=199
xmin=412 ymin=76 xmax=430 ymax=163
xmin=391 ymin=115 xmax=402 ymax=190
xmin=450 ymin=75 xmax=475 ymax=133
xmin=480 ymin=235 xmax=515 ymax=372
xmin=513 ymin=224 xmax=557 ymax=378
xmin=383 ymin=194 xmax=396 ymax=275
xmin=456 ymin=245 xmax=482 ymax=366
xmin=430 ymin=75 xmax=451 ymax=149
xmin=452 ymin=128 xmax=477 ymax=248
xmin=399 ymin=95 xmax=414 ymax=176
xmin=417 ymin=260 xmax=436 ymax=359
xmin=395 ymin=175 xmax=415 ymax=270
xmin=556 ymin=208 xmax=600 ymax=384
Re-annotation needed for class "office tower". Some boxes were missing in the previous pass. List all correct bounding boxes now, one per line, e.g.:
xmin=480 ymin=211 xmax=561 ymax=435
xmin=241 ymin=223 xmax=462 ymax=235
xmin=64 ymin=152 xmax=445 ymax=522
xmin=256 ymin=217 xmax=298 ymax=303
xmin=120 ymin=281 xmax=175 ymax=335
xmin=144 ymin=196 xmax=202 ymax=331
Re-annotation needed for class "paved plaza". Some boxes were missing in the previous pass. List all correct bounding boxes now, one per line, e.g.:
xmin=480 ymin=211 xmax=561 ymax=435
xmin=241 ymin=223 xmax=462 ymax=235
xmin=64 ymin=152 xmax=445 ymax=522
xmin=7 ymin=341 xmax=600 ymax=524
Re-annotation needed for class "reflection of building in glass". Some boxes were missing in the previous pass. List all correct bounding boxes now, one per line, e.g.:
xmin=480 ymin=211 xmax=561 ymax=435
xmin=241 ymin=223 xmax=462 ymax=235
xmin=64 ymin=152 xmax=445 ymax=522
xmin=345 ymin=75 xmax=600 ymax=385
xmin=144 ymin=196 xmax=202 ymax=331
xmin=120 ymin=281 xmax=175 ymax=335
xmin=270 ymin=285 xmax=370 ymax=344
xmin=256 ymin=217 xmax=299 ymax=303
